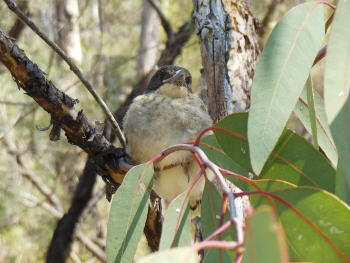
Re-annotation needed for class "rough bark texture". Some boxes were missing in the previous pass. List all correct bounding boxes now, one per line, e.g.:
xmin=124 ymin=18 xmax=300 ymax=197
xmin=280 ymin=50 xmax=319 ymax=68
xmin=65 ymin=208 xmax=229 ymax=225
xmin=54 ymin=0 xmax=82 ymax=64
xmin=192 ymin=0 xmax=260 ymax=223
xmin=0 ymin=26 xmax=125 ymax=194
xmin=193 ymin=0 xmax=260 ymax=123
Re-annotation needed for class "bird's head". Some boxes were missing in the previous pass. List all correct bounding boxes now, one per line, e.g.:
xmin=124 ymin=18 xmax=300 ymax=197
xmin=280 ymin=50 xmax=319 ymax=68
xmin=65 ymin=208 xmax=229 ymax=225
xmin=145 ymin=65 xmax=192 ymax=98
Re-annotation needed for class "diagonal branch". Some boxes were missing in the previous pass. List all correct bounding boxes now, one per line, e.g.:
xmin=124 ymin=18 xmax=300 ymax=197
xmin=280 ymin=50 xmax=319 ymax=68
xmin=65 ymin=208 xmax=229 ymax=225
xmin=0 ymin=7 xmax=194 ymax=261
xmin=0 ymin=26 xmax=127 ymax=192
xmin=8 ymin=0 xmax=29 ymax=39
xmin=147 ymin=0 xmax=174 ymax=41
xmin=4 ymin=0 xmax=126 ymax=148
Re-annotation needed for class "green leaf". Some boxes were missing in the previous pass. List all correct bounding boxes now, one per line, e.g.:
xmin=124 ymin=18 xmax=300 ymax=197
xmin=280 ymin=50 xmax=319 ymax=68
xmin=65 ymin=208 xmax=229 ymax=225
xmin=305 ymin=76 xmax=318 ymax=149
xmin=251 ymin=187 xmax=350 ymax=262
xmin=200 ymin=135 xmax=249 ymax=191
xmin=215 ymin=113 xmax=253 ymax=172
xmin=324 ymin=0 xmax=350 ymax=202
xmin=159 ymin=192 xmax=191 ymax=250
xmin=248 ymin=2 xmax=325 ymax=174
xmin=242 ymin=206 xmax=289 ymax=263
xmin=294 ymin=85 xmax=338 ymax=166
xmin=335 ymin=160 xmax=350 ymax=205
xmin=135 ymin=247 xmax=197 ymax=263
xmin=201 ymin=180 xmax=235 ymax=262
xmin=107 ymin=164 xmax=154 ymax=263
xmin=215 ymin=113 xmax=336 ymax=193
xmin=260 ymin=128 xmax=335 ymax=192
xmin=249 ymin=179 xmax=296 ymax=207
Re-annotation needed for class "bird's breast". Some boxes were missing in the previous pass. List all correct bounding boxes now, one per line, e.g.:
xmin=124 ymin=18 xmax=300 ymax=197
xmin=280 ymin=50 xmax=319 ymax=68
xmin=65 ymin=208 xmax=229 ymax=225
xmin=123 ymin=93 xmax=212 ymax=167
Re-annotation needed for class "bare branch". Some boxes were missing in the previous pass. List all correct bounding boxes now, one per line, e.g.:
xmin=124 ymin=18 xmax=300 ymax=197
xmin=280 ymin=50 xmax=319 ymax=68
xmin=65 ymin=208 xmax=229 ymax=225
xmin=152 ymin=143 xmax=245 ymax=245
xmin=22 ymin=189 xmax=107 ymax=262
xmin=18 ymin=164 xmax=63 ymax=213
xmin=147 ymin=0 xmax=174 ymax=41
xmin=76 ymin=231 xmax=107 ymax=262
xmin=0 ymin=26 xmax=127 ymax=186
xmin=81 ymin=186 xmax=106 ymax=220
xmin=21 ymin=192 xmax=63 ymax=218
xmin=46 ymin=158 xmax=97 ymax=263
xmin=0 ymin=9 xmax=193 ymax=259
xmin=4 ymin=0 xmax=126 ymax=148
xmin=8 ymin=0 xmax=29 ymax=39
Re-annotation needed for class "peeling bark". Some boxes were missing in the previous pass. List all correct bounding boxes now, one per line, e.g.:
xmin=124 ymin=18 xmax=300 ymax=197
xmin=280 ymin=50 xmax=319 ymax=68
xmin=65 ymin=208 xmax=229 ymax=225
xmin=193 ymin=0 xmax=260 ymax=122
xmin=192 ymin=0 xmax=260 ymax=224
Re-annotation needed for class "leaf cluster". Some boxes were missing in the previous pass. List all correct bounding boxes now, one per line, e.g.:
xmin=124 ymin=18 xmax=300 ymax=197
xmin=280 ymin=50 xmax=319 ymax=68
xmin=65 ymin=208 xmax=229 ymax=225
xmin=107 ymin=2 xmax=350 ymax=263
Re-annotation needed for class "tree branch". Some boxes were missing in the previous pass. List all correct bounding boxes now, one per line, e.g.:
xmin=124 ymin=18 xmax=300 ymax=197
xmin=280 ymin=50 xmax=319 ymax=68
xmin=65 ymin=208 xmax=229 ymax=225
xmin=8 ymin=0 xmax=29 ymax=39
xmin=0 ymin=7 xmax=194 ymax=260
xmin=4 ymin=0 xmax=126 ymax=148
xmin=147 ymin=0 xmax=174 ymax=41
xmin=75 ymin=231 xmax=107 ymax=262
xmin=0 ymin=27 xmax=127 ymax=187
xmin=46 ymin=158 xmax=97 ymax=263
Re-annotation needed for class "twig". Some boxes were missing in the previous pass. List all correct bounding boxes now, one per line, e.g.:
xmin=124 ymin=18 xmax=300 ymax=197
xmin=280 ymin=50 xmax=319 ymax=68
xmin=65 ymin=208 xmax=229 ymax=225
xmin=147 ymin=0 xmax=174 ymax=41
xmin=21 ymin=190 xmax=107 ymax=262
xmin=150 ymin=144 xmax=244 ymax=245
xmin=8 ymin=0 xmax=29 ymax=39
xmin=76 ymin=231 xmax=107 ymax=262
xmin=3 ymin=139 xmax=63 ymax=212
xmin=4 ymin=0 xmax=126 ymax=148
xmin=81 ymin=186 xmax=106 ymax=220
xmin=21 ymin=192 xmax=63 ymax=218
xmin=18 ymin=165 xmax=64 ymax=213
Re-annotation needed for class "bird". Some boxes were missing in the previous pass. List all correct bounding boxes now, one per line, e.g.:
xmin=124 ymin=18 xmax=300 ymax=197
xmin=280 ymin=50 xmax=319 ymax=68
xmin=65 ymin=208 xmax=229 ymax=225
xmin=123 ymin=65 xmax=213 ymax=227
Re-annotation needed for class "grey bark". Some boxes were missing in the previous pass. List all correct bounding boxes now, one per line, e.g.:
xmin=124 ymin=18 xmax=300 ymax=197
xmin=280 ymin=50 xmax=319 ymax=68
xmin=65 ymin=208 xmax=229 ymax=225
xmin=193 ymin=0 xmax=260 ymax=123
xmin=192 ymin=0 xmax=261 ymax=223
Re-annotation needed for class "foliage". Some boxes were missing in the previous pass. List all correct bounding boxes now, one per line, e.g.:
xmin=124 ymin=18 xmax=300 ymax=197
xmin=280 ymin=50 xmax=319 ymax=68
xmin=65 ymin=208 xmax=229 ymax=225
xmin=107 ymin=1 xmax=350 ymax=263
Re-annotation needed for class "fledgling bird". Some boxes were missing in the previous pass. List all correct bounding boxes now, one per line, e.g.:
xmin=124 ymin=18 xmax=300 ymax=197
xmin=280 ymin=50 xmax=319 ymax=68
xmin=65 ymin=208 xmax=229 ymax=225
xmin=123 ymin=65 xmax=212 ymax=219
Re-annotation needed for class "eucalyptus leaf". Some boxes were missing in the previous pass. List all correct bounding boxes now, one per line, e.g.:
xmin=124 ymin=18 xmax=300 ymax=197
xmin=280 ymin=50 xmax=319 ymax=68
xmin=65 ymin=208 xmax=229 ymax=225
xmin=107 ymin=164 xmax=154 ymax=263
xmin=248 ymin=2 xmax=325 ymax=174
xmin=324 ymin=0 xmax=350 ymax=205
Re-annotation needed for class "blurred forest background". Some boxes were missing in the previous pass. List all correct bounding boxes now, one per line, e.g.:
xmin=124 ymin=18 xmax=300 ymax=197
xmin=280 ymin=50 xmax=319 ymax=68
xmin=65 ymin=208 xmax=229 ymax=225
xmin=0 ymin=0 xmax=333 ymax=262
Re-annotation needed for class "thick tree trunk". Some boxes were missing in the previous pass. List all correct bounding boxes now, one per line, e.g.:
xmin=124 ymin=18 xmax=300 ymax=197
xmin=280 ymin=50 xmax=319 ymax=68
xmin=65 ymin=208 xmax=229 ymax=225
xmin=193 ymin=0 xmax=260 ymax=123
xmin=192 ymin=0 xmax=260 ymax=223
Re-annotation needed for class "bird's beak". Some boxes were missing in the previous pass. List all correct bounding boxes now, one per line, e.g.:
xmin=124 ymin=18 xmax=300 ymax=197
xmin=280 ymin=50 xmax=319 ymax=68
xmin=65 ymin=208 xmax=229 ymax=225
xmin=162 ymin=69 xmax=186 ymax=86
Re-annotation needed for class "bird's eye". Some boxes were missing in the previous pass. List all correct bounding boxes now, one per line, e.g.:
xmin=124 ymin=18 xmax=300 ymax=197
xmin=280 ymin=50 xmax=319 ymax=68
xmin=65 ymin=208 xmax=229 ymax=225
xmin=185 ymin=77 xmax=191 ymax=85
